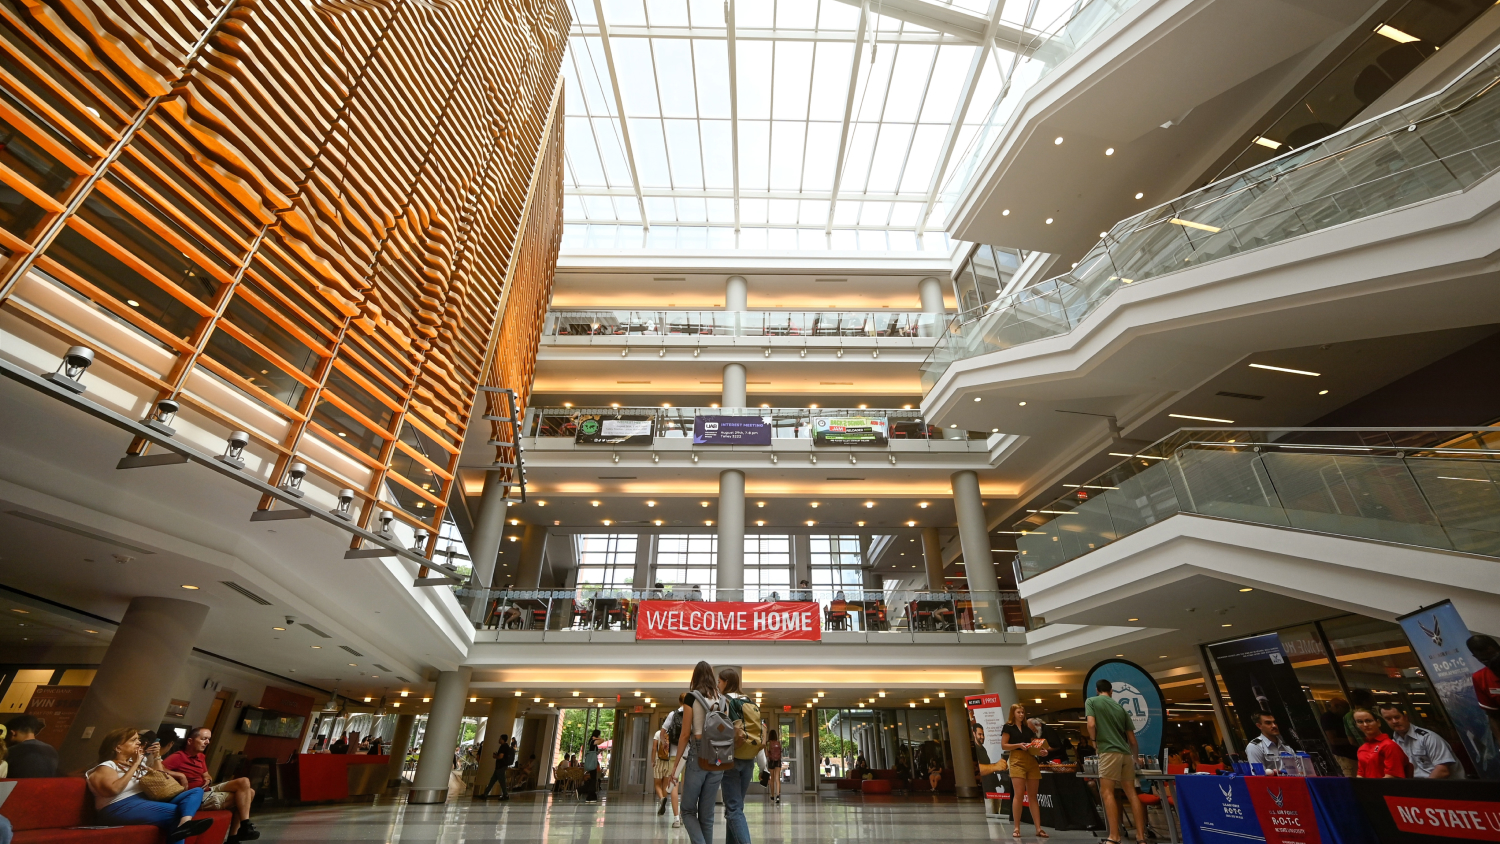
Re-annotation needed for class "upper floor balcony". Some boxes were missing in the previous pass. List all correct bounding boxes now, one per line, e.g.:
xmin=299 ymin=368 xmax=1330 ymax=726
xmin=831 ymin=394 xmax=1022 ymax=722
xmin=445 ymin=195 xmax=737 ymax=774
xmin=924 ymin=44 xmax=1500 ymax=396
xmin=525 ymin=406 xmax=991 ymax=445
xmin=543 ymin=309 xmax=943 ymax=344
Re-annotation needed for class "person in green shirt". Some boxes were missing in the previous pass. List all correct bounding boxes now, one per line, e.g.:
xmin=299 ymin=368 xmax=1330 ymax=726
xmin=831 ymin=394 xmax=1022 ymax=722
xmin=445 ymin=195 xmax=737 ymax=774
xmin=1086 ymin=679 xmax=1148 ymax=844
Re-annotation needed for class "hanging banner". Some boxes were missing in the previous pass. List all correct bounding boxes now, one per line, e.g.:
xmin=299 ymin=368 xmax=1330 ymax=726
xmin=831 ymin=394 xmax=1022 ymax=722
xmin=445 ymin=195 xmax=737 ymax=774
xmin=1246 ymin=776 xmax=1323 ymax=844
xmin=1206 ymin=633 xmax=1338 ymax=775
xmin=1397 ymin=600 xmax=1500 ymax=779
xmin=693 ymin=415 xmax=772 ymax=445
xmin=575 ymin=415 xmax=654 ymax=445
xmin=965 ymin=693 xmax=1010 ymax=802
xmin=812 ymin=416 xmax=888 ymax=447
xmin=634 ymin=600 xmax=820 ymax=641
xmin=1176 ymin=774 xmax=1267 ymax=844
xmin=1350 ymin=778 xmax=1500 ymax=843
xmin=1081 ymin=659 xmax=1166 ymax=759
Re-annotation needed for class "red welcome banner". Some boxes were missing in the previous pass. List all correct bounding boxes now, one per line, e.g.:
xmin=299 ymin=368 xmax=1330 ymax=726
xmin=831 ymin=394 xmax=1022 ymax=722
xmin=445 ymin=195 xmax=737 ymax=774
xmin=634 ymin=600 xmax=821 ymax=641
xmin=1247 ymin=776 xmax=1323 ymax=844
xmin=1383 ymin=796 xmax=1500 ymax=842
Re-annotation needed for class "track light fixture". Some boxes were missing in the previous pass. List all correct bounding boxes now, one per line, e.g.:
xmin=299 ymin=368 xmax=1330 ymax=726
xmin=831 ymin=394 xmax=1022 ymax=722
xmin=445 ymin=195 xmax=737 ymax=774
xmin=144 ymin=399 xmax=180 ymax=436
xmin=217 ymin=430 xmax=250 ymax=469
xmin=410 ymin=528 xmax=429 ymax=554
xmin=47 ymin=345 xmax=94 ymax=393
xmin=375 ymin=510 xmax=396 ymax=540
xmin=279 ymin=462 xmax=308 ymax=498
xmin=330 ymin=488 xmax=355 ymax=521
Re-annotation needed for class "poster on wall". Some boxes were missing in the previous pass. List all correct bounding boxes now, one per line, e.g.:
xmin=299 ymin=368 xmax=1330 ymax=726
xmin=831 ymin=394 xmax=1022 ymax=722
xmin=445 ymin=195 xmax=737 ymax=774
xmin=812 ymin=416 xmax=888 ymax=447
xmin=1207 ymin=633 xmax=1338 ymax=775
xmin=25 ymin=685 xmax=88 ymax=748
xmin=574 ymin=415 xmax=654 ymax=445
xmin=965 ymin=692 xmax=1010 ymax=810
xmin=1397 ymin=600 xmax=1500 ymax=779
xmin=692 ymin=415 xmax=772 ymax=446
xmin=1082 ymin=659 xmax=1166 ymax=759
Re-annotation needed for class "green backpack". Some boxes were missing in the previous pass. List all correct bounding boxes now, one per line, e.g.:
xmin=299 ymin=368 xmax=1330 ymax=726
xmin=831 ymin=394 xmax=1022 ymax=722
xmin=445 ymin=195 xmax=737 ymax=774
xmin=728 ymin=694 xmax=765 ymax=761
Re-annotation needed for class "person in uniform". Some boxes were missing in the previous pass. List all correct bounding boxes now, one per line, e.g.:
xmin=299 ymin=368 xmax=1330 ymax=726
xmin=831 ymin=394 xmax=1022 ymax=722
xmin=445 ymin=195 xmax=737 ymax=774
xmin=1244 ymin=712 xmax=1293 ymax=768
xmin=1380 ymin=704 xmax=1463 ymax=779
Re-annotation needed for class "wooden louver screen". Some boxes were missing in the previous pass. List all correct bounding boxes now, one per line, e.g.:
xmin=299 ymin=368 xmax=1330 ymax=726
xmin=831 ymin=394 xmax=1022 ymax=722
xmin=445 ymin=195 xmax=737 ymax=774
xmin=0 ymin=0 xmax=570 ymax=547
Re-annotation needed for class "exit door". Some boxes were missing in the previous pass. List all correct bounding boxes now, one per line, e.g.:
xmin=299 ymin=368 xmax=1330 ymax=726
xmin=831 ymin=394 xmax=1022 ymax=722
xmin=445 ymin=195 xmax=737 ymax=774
xmin=623 ymin=713 xmax=651 ymax=793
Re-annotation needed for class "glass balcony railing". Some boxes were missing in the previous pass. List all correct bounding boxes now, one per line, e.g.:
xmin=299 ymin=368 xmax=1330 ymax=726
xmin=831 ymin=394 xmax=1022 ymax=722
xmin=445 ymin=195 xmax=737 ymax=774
xmin=1014 ymin=428 xmax=1500 ymax=581
xmin=923 ymin=45 xmax=1500 ymax=393
xmin=545 ymin=310 xmax=940 ymax=339
xmin=941 ymin=0 xmax=1144 ymax=209
xmin=524 ymin=406 xmax=992 ymax=442
xmin=456 ymin=588 xmax=1029 ymax=639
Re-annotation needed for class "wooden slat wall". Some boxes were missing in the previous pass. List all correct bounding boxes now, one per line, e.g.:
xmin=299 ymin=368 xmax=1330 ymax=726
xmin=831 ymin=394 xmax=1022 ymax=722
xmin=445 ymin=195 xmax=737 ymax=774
xmin=0 ymin=0 xmax=569 ymax=543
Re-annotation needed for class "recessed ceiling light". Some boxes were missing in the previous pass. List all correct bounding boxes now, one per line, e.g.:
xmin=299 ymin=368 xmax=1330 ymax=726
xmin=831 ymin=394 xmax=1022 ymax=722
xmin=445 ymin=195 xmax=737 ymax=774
xmin=603 ymin=519 xmax=612 ymax=525
xmin=864 ymin=502 xmax=875 ymax=508
xmin=591 ymin=501 xmax=600 ymax=506
xmin=701 ymin=501 xmax=710 ymax=507
xmin=1018 ymin=401 xmax=1027 ymax=406
xmin=180 ymin=585 xmax=199 ymax=590
xmin=563 ymin=402 xmax=572 ymax=408
xmin=273 ymin=626 xmax=285 ymax=630
xmin=1002 ymin=209 xmax=1010 ymax=216
xmin=1253 ymin=136 xmax=1282 ymax=150
xmin=349 ymin=663 xmax=357 ymax=666
xmin=1104 ymin=147 xmax=1114 ymax=155
xmin=919 ymin=502 xmax=929 ymax=508
xmin=1239 ymin=587 xmax=1254 ymax=592
xmin=810 ymin=502 xmax=819 ymax=508
xmin=1053 ymin=137 xmax=1063 ymax=145
xmin=1319 ymin=390 xmax=1329 ymax=395
xmin=10 ymin=608 xmax=29 ymax=614
xmin=949 ymin=423 xmax=957 ymax=428
xmin=84 ymin=629 xmax=98 ymax=633
xmin=806 ymin=520 xmax=816 ymax=526
xmin=755 ymin=520 xmax=765 ymax=526
xmin=1169 ymin=413 xmax=1235 ymax=424
xmin=647 ymin=501 xmax=656 ymax=507
xmin=1045 ymin=217 xmax=1054 ymax=224
xmin=1135 ymin=192 xmax=1144 ymax=199
xmin=1128 ymin=618 xmax=1139 ymax=622
xmin=992 ymin=428 xmax=999 ymax=432
xmin=127 ymin=299 xmax=140 ymax=307
xmin=1249 ymin=363 xmax=1320 ymax=376
xmin=311 ymin=645 xmax=321 ymax=649
xmin=974 ymin=397 xmax=982 ymax=402
xmin=1222 ymin=623 xmax=1233 ymax=627
xmin=1100 ymin=232 xmax=1108 ymax=238
xmin=1374 ymin=23 xmax=1419 ymax=43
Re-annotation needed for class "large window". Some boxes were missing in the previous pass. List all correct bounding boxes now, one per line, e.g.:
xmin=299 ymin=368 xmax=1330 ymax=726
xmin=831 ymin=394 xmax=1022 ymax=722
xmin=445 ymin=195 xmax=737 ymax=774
xmin=745 ymin=535 xmax=792 ymax=600
xmin=575 ymin=534 xmax=637 ymax=590
xmin=810 ymin=535 xmax=865 ymax=591
xmin=655 ymin=535 xmax=717 ymax=593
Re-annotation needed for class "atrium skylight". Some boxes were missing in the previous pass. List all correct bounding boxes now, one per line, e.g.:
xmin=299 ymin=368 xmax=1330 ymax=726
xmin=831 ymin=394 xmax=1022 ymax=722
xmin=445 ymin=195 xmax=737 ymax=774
xmin=559 ymin=0 xmax=1076 ymax=251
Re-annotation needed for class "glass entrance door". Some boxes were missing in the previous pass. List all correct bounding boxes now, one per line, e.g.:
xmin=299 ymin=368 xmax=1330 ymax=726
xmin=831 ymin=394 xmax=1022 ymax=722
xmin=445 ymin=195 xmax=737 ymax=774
xmin=815 ymin=707 xmax=950 ymax=786
xmin=624 ymin=713 xmax=651 ymax=793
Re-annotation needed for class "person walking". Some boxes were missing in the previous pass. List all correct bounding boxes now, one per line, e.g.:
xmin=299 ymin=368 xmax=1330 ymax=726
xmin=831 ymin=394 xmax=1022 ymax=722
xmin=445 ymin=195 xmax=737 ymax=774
xmin=676 ymin=661 xmax=732 ymax=844
xmin=1001 ymin=704 xmax=1048 ymax=838
xmin=654 ymin=699 xmax=685 ymax=821
xmin=765 ymin=728 xmax=784 ymax=805
xmin=477 ymin=733 xmax=515 ymax=799
xmin=1087 ymin=679 xmax=1148 ymax=844
xmin=718 ymin=667 xmax=758 ymax=844
xmin=582 ymin=729 xmax=603 ymax=803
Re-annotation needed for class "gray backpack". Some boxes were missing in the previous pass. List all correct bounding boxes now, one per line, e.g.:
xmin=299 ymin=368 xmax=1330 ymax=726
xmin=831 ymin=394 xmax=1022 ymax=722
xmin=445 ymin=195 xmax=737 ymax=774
xmin=695 ymin=694 xmax=736 ymax=771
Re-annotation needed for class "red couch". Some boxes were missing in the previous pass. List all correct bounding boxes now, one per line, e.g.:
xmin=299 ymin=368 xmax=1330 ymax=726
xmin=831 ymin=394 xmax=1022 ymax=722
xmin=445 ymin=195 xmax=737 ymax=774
xmin=0 ymin=778 xmax=231 ymax=843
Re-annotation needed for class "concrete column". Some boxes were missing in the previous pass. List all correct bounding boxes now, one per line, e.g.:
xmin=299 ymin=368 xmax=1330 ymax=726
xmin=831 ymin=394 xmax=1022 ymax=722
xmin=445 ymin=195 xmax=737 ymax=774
xmin=410 ymin=668 xmax=473 ymax=804
xmin=951 ymin=470 xmax=1002 ymax=630
xmin=725 ymin=275 xmax=748 ymax=310
xmin=467 ymin=471 xmax=509 ymax=589
xmin=918 ymin=276 xmax=946 ymax=337
xmin=921 ymin=527 xmax=945 ymax=591
xmin=945 ymin=697 xmax=979 ymax=798
xmin=59 ymin=596 xmax=209 ymax=772
xmin=722 ymin=363 xmax=747 ymax=408
xmin=474 ymin=696 xmax=520 ymax=795
xmin=717 ymin=469 xmax=745 ymax=601
xmin=982 ymin=666 xmax=1019 ymax=709
xmin=384 ymin=713 xmax=416 ymax=788
xmin=631 ymin=533 xmax=655 ymax=590
xmin=516 ymin=524 xmax=548 ymax=588
xmin=793 ymin=533 xmax=812 ymax=593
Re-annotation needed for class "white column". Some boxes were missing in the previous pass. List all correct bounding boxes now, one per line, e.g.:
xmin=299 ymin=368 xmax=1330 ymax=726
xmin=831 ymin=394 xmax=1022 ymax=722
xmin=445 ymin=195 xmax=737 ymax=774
xmin=467 ymin=472 xmax=509 ymax=590
xmin=725 ymin=275 xmax=748 ymax=310
xmin=918 ymin=276 xmax=946 ymax=337
xmin=945 ymin=697 xmax=979 ymax=797
xmin=982 ymin=666 xmax=1019 ymax=709
xmin=921 ymin=527 xmax=945 ymax=591
xmin=410 ymin=668 xmax=473 ymax=804
xmin=793 ymin=533 xmax=812 ymax=593
xmin=475 ymin=696 xmax=520 ymax=795
xmin=632 ymin=533 xmax=655 ymax=589
xmin=383 ymin=713 xmax=415 ymax=789
xmin=717 ymin=469 xmax=745 ymax=601
xmin=722 ymin=362 xmax=747 ymax=408
xmin=951 ymin=470 xmax=1001 ymax=629
xmin=516 ymin=524 xmax=548 ymax=588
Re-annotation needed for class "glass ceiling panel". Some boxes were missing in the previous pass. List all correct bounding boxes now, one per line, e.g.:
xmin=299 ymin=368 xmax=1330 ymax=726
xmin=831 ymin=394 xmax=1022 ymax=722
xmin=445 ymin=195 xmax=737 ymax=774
xmin=561 ymin=0 xmax=1023 ymax=250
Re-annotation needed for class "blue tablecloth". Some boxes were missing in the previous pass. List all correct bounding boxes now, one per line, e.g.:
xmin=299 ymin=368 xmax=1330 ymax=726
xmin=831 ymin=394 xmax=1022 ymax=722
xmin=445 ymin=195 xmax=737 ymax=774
xmin=1177 ymin=775 xmax=1267 ymax=844
xmin=1304 ymin=777 xmax=1375 ymax=844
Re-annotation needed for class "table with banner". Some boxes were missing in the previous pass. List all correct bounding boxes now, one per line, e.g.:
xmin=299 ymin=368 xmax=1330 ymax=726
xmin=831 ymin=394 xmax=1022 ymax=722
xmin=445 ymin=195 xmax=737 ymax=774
xmin=1001 ymin=770 xmax=1098 ymax=831
xmin=1176 ymin=775 xmax=1500 ymax=844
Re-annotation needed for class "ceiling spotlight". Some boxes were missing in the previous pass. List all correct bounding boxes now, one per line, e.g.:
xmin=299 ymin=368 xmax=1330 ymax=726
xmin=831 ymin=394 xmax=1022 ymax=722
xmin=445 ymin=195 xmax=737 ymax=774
xmin=1105 ymin=147 xmax=1114 ymax=155
xmin=701 ymin=501 xmax=710 ymax=508
xmin=1045 ymin=217 xmax=1054 ymax=224
xmin=1135 ymin=192 xmax=1144 ymax=199
xmin=621 ymin=348 xmax=629 ymax=357
xmin=806 ymin=520 xmax=816 ymax=526
xmin=691 ymin=453 xmax=699 ymax=463
xmin=647 ymin=501 xmax=656 ymax=507
xmin=1319 ymin=390 xmax=1329 ymax=395
xmin=330 ymin=488 xmax=355 ymax=521
xmin=515 ymin=691 xmax=523 ymax=696
xmin=757 ymin=502 xmax=766 ymax=507
xmin=1002 ymin=209 xmax=1010 ymax=216
xmin=906 ymin=520 xmax=916 ymax=527
xmin=1240 ymin=587 xmax=1254 ymax=592
xmin=603 ymin=519 xmax=612 ymax=526
xmin=591 ymin=501 xmax=600 ymax=507
xmin=918 ymin=502 xmax=929 ymax=508
xmin=216 ymin=430 xmax=251 ymax=470
xmin=864 ymin=502 xmax=874 ymax=508
xmin=611 ymin=403 xmax=620 ymax=408
xmin=180 ymin=584 xmax=199 ymax=590
xmin=810 ymin=502 xmax=819 ymax=508
xmin=764 ymin=348 xmax=771 ymax=357
xmin=1054 ymin=137 xmax=1063 ymax=145
xmin=278 ymin=462 xmax=308 ymax=498
xmin=756 ymin=520 xmax=765 ymax=526
xmin=974 ymin=397 xmax=982 ymax=402
xmin=653 ymin=520 xmax=663 ymax=526
xmin=144 ymin=399 xmax=180 ymax=435
xmin=47 ymin=345 xmax=94 ymax=393
xmin=856 ymin=520 xmax=865 ymax=526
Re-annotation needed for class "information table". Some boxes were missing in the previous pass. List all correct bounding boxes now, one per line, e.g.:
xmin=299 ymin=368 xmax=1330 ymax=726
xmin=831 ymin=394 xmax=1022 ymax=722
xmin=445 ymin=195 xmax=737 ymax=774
xmin=1000 ymin=771 xmax=1099 ymax=831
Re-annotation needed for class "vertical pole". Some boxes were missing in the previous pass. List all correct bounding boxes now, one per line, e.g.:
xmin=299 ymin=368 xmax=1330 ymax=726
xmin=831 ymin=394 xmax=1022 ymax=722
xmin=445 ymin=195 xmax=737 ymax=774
xmin=922 ymin=527 xmax=945 ymax=590
xmin=474 ymin=696 xmax=520 ymax=796
xmin=717 ymin=469 xmax=746 ymax=601
xmin=951 ymin=470 xmax=1001 ymax=629
xmin=945 ymin=697 xmax=979 ymax=797
xmin=722 ymin=363 xmax=747 ymax=408
xmin=918 ymin=276 xmax=946 ymax=337
xmin=385 ymin=713 xmax=416 ymax=789
xmin=410 ymin=668 xmax=473 ymax=804
xmin=517 ymin=524 xmax=548 ymax=588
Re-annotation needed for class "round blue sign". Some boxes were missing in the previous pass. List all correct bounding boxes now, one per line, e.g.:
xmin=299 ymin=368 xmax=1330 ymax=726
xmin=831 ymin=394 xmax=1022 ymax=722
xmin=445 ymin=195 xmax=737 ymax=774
xmin=1082 ymin=658 xmax=1166 ymax=759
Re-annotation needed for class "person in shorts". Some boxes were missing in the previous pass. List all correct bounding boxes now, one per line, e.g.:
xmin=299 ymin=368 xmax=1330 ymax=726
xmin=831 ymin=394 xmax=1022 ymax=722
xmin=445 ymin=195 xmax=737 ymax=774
xmin=765 ymin=728 xmax=784 ymax=805
xmin=162 ymin=727 xmax=258 ymax=841
xmin=1086 ymin=679 xmax=1147 ymax=844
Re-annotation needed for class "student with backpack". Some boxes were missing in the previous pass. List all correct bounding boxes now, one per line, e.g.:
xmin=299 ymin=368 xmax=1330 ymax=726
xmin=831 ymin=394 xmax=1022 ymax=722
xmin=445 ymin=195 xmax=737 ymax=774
xmin=655 ymin=695 xmax=686 ymax=825
xmin=717 ymin=666 xmax=765 ymax=844
xmin=675 ymin=661 xmax=732 ymax=844
xmin=765 ymin=728 xmax=783 ymax=805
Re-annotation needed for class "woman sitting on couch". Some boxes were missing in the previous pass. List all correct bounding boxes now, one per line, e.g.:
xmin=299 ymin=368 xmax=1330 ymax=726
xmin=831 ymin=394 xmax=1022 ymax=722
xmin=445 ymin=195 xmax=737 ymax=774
xmin=85 ymin=727 xmax=214 ymax=842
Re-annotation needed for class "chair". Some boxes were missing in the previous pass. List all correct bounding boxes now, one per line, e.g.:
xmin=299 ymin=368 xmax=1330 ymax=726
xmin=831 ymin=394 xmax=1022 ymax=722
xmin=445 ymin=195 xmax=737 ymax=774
xmin=865 ymin=602 xmax=888 ymax=631
xmin=570 ymin=600 xmax=590 ymax=629
xmin=608 ymin=598 xmax=630 ymax=629
xmin=826 ymin=601 xmax=850 ymax=630
xmin=909 ymin=600 xmax=933 ymax=631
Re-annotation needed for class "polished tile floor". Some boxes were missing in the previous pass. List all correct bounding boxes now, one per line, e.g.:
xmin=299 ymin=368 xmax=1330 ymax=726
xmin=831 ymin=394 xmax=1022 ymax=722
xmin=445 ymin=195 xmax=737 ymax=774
xmin=250 ymin=790 xmax=1099 ymax=843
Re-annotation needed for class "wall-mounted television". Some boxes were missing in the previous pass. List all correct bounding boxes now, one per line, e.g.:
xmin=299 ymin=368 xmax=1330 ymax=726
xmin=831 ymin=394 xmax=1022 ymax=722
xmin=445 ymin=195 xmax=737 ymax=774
xmin=236 ymin=706 xmax=305 ymax=738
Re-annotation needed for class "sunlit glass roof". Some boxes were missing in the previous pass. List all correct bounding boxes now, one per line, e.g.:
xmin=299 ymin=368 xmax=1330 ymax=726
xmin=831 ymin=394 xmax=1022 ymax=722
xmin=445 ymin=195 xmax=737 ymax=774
xmin=559 ymin=0 xmax=1066 ymax=251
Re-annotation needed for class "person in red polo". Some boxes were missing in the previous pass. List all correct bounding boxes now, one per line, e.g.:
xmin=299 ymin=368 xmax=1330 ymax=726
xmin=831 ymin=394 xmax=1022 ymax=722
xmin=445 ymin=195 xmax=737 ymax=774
xmin=162 ymin=727 xmax=260 ymax=841
xmin=1353 ymin=707 xmax=1410 ymax=778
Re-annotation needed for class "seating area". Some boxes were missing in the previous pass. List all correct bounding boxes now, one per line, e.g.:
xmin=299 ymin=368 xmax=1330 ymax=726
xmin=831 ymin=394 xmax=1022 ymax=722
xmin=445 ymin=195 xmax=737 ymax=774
xmin=831 ymin=768 xmax=956 ymax=795
xmin=0 ymin=778 xmax=231 ymax=843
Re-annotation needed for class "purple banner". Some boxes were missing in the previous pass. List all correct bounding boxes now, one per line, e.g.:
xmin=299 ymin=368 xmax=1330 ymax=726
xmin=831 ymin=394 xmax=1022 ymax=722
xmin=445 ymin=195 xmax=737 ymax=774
xmin=693 ymin=415 xmax=772 ymax=445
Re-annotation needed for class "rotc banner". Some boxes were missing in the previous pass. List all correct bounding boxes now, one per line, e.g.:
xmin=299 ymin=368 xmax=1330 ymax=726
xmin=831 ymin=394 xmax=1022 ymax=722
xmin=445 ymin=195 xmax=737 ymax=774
xmin=1246 ymin=776 xmax=1323 ymax=844
xmin=1397 ymin=600 xmax=1500 ymax=779
xmin=634 ymin=600 xmax=820 ymax=641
